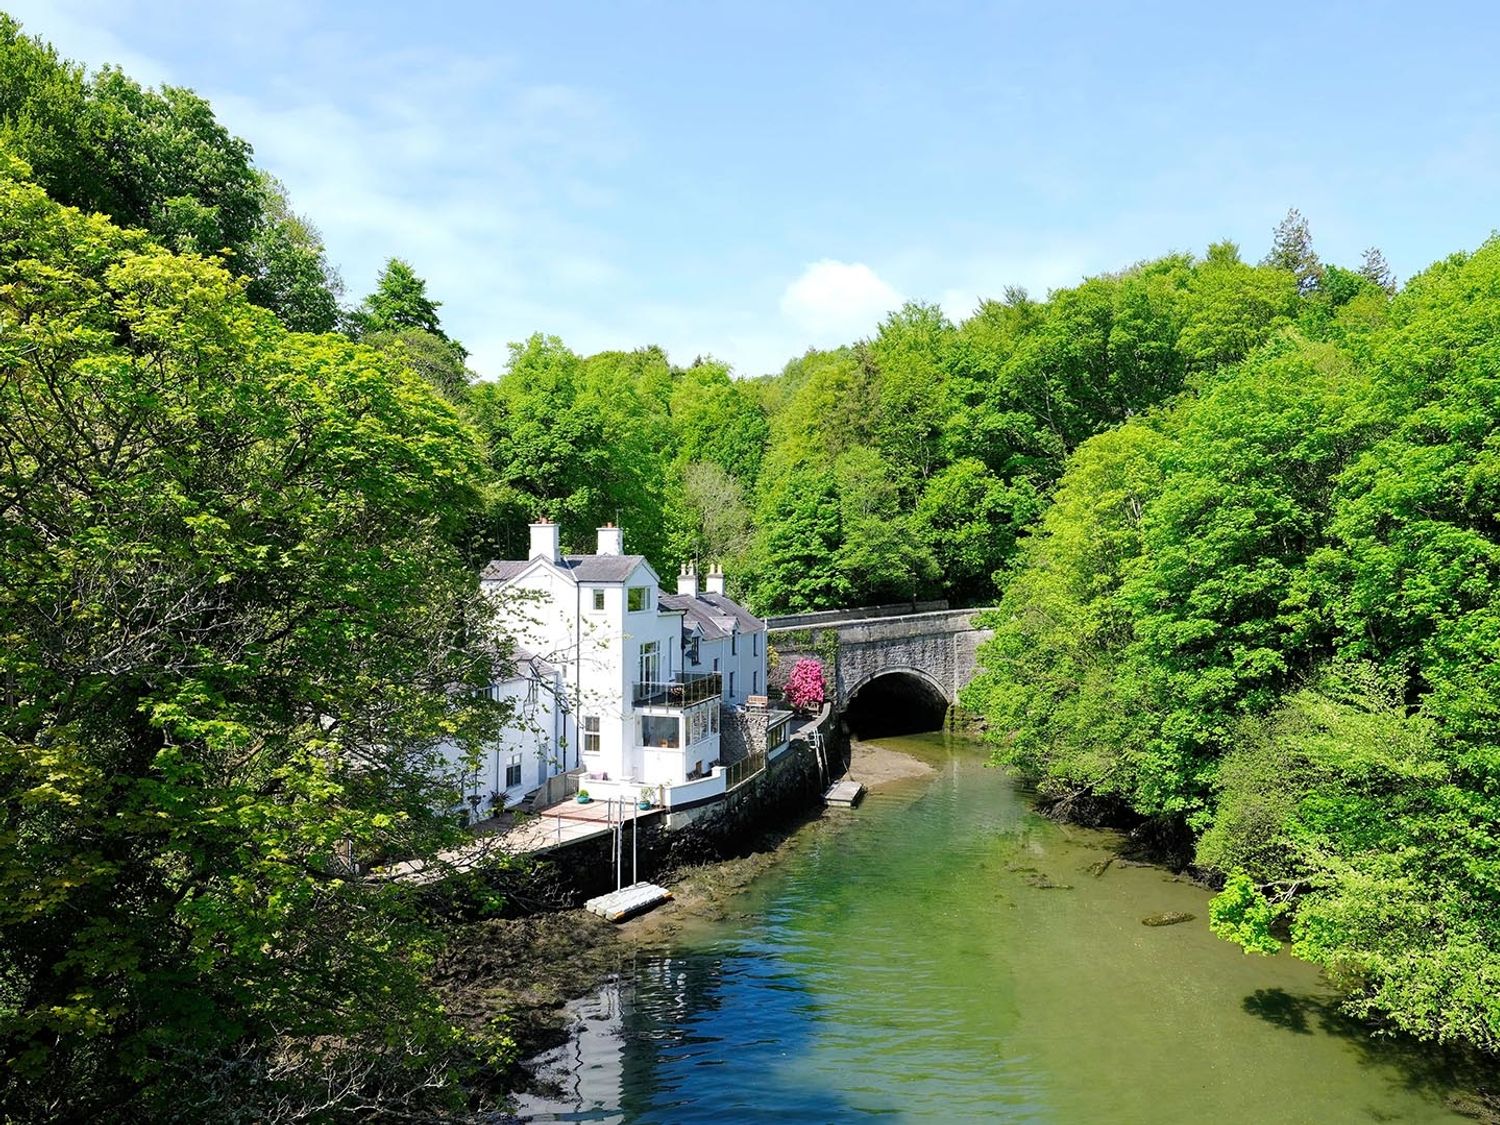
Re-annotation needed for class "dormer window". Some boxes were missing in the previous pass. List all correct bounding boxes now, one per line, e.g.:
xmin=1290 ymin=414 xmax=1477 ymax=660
xmin=627 ymin=586 xmax=650 ymax=612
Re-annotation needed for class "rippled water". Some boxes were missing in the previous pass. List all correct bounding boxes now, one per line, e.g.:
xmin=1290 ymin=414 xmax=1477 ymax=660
xmin=516 ymin=732 xmax=1478 ymax=1123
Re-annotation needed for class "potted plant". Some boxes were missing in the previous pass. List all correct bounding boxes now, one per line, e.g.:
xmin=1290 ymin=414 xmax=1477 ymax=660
xmin=638 ymin=787 xmax=653 ymax=810
xmin=576 ymin=789 xmax=592 ymax=804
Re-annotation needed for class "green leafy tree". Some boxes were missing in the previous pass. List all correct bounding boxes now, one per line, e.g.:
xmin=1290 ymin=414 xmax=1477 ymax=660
xmin=354 ymin=256 xmax=450 ymax=339
xmin=748 ymin=465 xmax=852 ymax=613
xmin=241 ymin=173 xmax=343 ymax=333
xmin=913 ymin=458 xmax=1038 ymax=604
xmin=0 ymin=160 xmax=506 ymax=1118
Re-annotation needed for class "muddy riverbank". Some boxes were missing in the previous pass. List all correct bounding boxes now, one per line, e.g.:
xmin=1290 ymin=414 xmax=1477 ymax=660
xmin=433 ymin=739 xmax=932 ymax=1092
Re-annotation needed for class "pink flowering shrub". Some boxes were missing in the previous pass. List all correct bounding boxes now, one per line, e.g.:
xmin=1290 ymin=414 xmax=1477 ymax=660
xmin=785 ymin=658 xmax=826 ymax=712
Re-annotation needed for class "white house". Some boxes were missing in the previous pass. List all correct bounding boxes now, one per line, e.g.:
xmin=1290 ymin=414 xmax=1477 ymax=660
xmin=438 ymin=647 xmax=564 ymax=820
xmin=472 ymin=521 xmax=775 ymax=811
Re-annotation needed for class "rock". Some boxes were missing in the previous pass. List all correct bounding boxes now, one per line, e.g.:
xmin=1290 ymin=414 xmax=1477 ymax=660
xmin=1084 ymin=857 xmax=1115 ymax=878
xmin=1141 ymin=911 xmax=1196 ymax=927
xmin=1022 ymin=872 xmax=1073 ymax=890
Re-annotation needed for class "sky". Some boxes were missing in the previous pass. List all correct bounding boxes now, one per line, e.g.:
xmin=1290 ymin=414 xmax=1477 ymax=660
xmin=9 ymin=1 xmax=1500 ymax=379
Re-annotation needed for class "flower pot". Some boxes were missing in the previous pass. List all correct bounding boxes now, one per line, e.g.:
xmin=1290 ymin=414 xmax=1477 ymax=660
xmin=576 ymin=794 xmax=591 ymax=804
xmin=638 ymin=800 xmax=651 ymax=810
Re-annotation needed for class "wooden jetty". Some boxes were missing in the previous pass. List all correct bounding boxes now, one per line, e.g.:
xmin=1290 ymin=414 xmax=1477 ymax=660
xmin=824 ymin=779 xmax=865 ymax=808
xmin=584 ymin=882 xmax=672 ymax=922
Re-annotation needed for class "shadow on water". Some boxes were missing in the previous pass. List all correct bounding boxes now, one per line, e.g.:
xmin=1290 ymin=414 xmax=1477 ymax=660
xmin=1242 ymin=988 xmax=1500 ymax=1120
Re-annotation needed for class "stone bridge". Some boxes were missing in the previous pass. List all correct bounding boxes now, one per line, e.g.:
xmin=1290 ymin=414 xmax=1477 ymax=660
xmin=765 ymin=604 xmax=996 ymax=735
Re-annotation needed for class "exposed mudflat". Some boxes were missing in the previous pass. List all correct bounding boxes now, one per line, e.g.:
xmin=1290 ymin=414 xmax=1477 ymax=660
xmin=844 ymin=737 xmax=936 ymax=788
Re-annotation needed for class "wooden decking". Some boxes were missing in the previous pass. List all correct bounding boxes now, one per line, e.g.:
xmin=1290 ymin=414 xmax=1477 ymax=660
xmin=824 ymin=779 xmax=865 ymax=807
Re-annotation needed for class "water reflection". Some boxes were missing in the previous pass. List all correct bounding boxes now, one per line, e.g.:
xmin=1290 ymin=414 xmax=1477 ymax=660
xmin=519 ymin=950 xmax=863 ymax=1124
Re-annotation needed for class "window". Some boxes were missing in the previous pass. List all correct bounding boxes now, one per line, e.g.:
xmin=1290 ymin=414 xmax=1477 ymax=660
xmin=712 ymin=657 xmax=719 ymax=672
xmin=753 ymin=633 xmax=759 ymax=657
xmin=628 ymin=586 xmax=650 ymax=612
xmin=643 ymin=714 xmax=679 ymax=747
xmin=728 ymin=671 xmax=735 ymax=698
xmin=769 ymin=718 xmax=789 ymax=752
xmin=638 ymin=641 xmax=660 ymax=686
xmin=592 ymin=589 xmax=605 ymax=611
xmin=730 ymin=631 xmax=737 ymax=655
xmin=583 ymin=716 xmax=600 ymax=754
xmin=753 ymin=671 xmax=759 ymax=694
xmin=505 ymin=754 xmax=523 ymax=788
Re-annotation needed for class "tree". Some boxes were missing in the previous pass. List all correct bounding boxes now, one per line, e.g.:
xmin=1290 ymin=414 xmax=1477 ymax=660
xmin=355 ymin=257 xmax=450 ymax=340
xmin=0 ymin=159 xmax=507 ymax=1118
xmin=1358 ymin=245 xmax=1397 ymax=293
xmin=665 ymin=461 xmax=754 ymax=574
xmin=0 ymin=15 xmax=341 ymax=334
xmin=748 ymin=465 xmax=851 ymax=613
xmin=241 ymin=173 xmax=343 ymax=333
xmin=366 ymin=326 xmax=472 ymax=402
xmin=913 ymin=458 xmax=1039 ymax=604
xmin=1262 ymin=207 xmax=1323 ymax=294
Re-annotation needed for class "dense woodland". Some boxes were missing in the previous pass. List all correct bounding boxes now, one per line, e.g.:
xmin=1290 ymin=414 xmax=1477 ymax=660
xmin=0 ymin=13 xmax=1497 ymax=1120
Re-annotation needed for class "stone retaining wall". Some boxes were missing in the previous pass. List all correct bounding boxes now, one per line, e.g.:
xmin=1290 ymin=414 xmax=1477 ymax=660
xmin=521 ymin=718 xmax=840 ymax=903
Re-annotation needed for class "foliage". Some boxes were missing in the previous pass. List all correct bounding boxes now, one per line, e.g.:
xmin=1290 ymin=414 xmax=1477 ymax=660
xmin=0 ymin=16 xmax=340 ymax=330
xmin=784 ymin=659 xmax=827 ymax=712
xmin=967 ymin=231 xmax=1500 ymax=1051
xmin=0 ymin=161 xmax=505 ymax=1117
xmin=353 ymin=257 xmax=451 ymax=341
xmin=1208 ymin=873 xmax=1284 ymax=956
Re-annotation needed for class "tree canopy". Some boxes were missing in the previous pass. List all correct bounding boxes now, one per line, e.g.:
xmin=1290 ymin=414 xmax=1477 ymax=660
xmin=0 ymin=155 xmax=507 ymax=1118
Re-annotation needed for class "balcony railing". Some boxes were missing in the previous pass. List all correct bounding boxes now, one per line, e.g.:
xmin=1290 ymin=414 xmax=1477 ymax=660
xmin=632 ymin=672 xmax=722 ymax=707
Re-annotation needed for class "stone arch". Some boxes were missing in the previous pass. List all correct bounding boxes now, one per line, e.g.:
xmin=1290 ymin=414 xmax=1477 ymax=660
xmin=841 ymin=666 xmax=950 ymax=738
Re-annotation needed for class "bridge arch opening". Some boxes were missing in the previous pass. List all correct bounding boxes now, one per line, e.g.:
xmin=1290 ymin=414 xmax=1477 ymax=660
xmin=843 ymin=670 xmax=949 ymax=739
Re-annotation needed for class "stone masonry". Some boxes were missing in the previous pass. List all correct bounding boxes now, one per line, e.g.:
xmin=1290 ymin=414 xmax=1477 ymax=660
xmin=767 ymin=607 xmax=996 ymax=708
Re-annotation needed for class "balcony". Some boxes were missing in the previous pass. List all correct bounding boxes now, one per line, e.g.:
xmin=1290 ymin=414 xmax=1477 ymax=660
xmin=632 ymin=672 xmax=722 ymax=708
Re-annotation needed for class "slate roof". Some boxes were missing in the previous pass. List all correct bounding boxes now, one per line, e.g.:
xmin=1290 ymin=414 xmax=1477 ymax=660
xmin=510 ymin=644 xmax=556 ymax=678
xmin=659 ymin=593 xmax=732 ymax=640
xmin=480 ymin=554 xmax=650 ymax=584
xmin=699 ymin=590 xmax=767 ymax=633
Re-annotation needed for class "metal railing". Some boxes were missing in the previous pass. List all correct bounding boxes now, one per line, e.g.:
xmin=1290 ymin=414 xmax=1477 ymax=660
xmin=632 ymin=672 xmax=722 ymax=707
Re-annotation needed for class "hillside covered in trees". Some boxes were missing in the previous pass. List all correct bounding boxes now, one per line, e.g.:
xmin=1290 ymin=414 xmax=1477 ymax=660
xmin=2 ymin=10 xmax=1499 ymax=1119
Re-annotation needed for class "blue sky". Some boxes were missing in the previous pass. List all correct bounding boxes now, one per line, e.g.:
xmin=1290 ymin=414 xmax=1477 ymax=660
xmin=10 ymin=1 xmax=1500 ymax=378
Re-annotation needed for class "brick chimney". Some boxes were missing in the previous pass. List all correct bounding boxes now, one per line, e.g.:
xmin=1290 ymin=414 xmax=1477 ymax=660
xmin=596 ymin=523 xmax=623 ymax=555
xmin=677 ymin=563 xmax=699 ymax=597
xmin=705 ymin=562 xmax=726 ymax=595
xmin=529 ymin=519 xmax=560 ymax=563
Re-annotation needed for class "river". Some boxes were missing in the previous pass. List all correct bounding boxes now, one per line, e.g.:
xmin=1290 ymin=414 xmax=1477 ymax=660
xmin=514 ymin=731 xmax=1483 ymax=1123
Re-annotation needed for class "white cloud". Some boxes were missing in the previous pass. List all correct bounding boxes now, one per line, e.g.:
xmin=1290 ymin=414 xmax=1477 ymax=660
xmin=779 ymin=260 xmax=904 ymax=344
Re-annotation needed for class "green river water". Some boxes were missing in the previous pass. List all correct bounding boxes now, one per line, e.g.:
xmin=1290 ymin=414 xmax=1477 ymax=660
xmin=515 ymin=732 xmax=1487 ymax=1123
